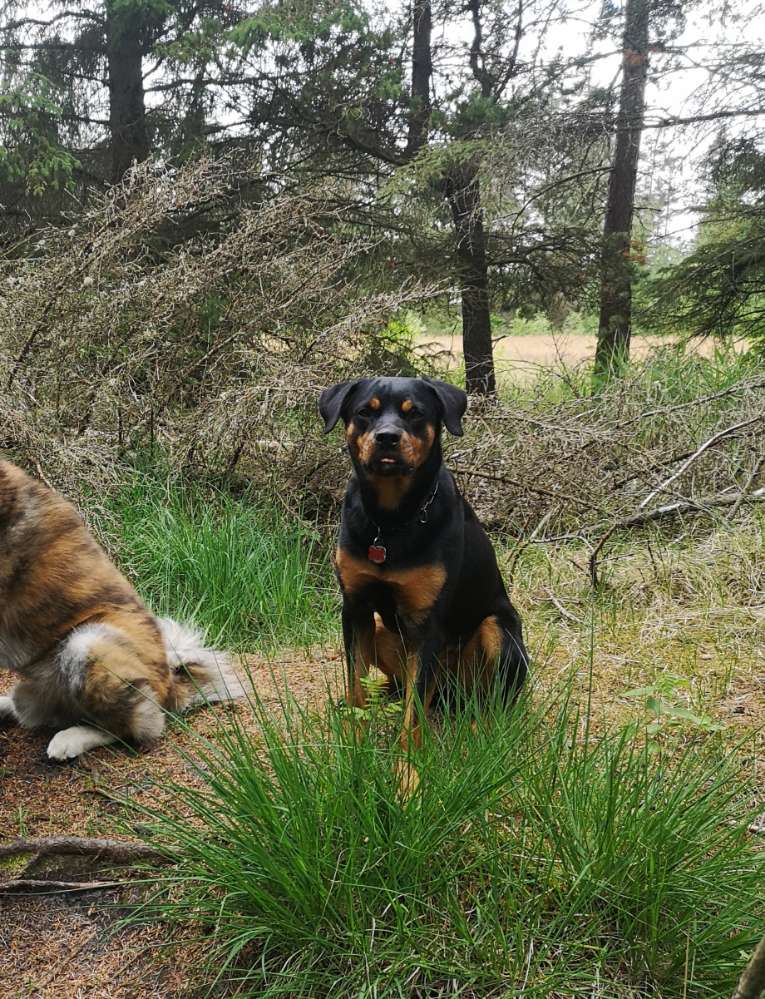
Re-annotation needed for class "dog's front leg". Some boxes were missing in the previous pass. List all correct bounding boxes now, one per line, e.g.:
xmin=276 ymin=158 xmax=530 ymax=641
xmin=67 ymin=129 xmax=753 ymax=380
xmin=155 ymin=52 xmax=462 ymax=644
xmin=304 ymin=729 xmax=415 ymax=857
xmin=341 ymin=600 xmax=375 ymax=709
xmin=397 ymin=636 xmax=441 ymax=797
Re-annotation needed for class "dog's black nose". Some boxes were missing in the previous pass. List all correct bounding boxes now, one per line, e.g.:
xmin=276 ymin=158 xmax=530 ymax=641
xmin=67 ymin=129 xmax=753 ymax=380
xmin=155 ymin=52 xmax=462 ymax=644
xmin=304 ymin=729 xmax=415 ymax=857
xmin=375 ymin=430 xmax=401 ymax=448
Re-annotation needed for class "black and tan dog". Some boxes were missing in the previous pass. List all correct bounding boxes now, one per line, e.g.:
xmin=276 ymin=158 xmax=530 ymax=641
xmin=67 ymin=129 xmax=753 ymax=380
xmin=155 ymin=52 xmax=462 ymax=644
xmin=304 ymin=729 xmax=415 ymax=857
xmin=320 ymin=376 xmax=528 ymax=788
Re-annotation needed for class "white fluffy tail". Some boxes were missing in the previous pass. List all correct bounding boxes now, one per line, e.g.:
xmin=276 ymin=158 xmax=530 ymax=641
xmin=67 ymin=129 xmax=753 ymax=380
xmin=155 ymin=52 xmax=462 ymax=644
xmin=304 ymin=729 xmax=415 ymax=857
xmin=158 ymin=617 xmax=245 ymax=711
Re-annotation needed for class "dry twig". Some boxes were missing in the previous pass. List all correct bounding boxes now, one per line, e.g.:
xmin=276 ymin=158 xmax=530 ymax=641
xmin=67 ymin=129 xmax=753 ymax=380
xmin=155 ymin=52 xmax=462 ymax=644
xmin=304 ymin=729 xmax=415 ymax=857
xmin=542 ymin=585 xmax=582 ymax=624
xmin=639 ymin=416 xmax=762 ymax=509
xmin=731 ymin=454 xmax=765 ymax=518
xmin=589 ymin=489 xmax=765 ymax=586
xmin=0 ymin=878 xmax=126 ymax=894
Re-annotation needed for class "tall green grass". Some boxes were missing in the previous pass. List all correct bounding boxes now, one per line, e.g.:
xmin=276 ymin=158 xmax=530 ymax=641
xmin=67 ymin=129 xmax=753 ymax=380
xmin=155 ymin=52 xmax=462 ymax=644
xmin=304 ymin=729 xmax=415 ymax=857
xmin=103 ymin=475 xmax=337 ymax=651
xmin=129 ymin=690 xmax=764 ymax=998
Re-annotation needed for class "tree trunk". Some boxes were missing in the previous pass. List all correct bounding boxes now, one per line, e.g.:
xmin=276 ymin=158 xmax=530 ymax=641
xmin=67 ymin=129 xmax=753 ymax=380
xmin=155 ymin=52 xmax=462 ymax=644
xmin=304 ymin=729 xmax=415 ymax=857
xmin=106 ymin=3 xmax=149 ymax=184
xmin=405 ymin=0 xmax=494 ymax=394
xmin=593 ymin=0 xmax=650 ymax=383
xmin=446 ymin=164 xmax=496 ymax=396
xmin=406 ymin=0 xmax=432 ymax=155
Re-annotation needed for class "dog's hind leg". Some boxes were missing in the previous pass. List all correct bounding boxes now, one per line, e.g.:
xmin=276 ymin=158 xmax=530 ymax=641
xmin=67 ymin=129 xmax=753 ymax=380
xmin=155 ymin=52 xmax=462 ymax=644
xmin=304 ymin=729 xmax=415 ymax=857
xmin=496 ymin=605 xmax=529 ymax=702
xmin=46 ymin=694 xmax=165 ymax=761
xmin=45 ymin=621 xmax=169 ymax=760
xmin=7 ymin=677 xmax=76 ymax=730
xmin=457 ymin=608 xmax=528 ymax=704
xmin=79 ymin=647 xmax=167 ymax=748
xmin=2 ymin=678 xmax=116 ymax=760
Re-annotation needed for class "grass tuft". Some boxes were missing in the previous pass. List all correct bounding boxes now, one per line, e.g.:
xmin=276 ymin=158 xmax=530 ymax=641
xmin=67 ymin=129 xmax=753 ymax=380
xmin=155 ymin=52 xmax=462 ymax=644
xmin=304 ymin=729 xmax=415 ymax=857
xmin=129 ymin=689 xmax=764 ymax=998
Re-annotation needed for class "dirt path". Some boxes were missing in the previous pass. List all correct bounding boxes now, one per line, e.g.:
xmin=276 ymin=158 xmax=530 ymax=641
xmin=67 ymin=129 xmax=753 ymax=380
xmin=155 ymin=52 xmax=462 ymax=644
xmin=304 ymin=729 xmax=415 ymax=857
xmin=0 ymin=651 xmax=343 ymax=999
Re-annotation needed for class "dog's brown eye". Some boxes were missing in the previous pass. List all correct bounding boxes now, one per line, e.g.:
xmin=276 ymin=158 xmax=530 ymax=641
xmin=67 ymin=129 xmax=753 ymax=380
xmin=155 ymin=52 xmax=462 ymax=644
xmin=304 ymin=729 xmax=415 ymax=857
xmin=357 ymin=407 xmax=373 ymax=419
xmin=406 ymin=406 xmax=422 ymax=418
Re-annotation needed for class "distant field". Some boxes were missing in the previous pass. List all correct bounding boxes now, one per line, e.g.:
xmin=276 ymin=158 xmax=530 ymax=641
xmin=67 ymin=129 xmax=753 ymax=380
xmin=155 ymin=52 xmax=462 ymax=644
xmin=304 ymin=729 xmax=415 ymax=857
xmin=417 ymin=332 xmax=742 ymax=381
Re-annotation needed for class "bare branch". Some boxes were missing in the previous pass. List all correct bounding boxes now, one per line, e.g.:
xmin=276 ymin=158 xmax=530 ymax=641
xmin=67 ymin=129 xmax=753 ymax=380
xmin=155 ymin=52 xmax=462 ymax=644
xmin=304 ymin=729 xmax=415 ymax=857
xmin=1 ymin=10 xmax=103 ymax=31
xmin=640 ymin=417 xmax=762 ymax=509
xmin=589 ymin=489 xmax=765 ymax=586
xmin=0 ymin=878 xmax=126 ymax=894
xmin=0 ymin=836 xmax=170 ymax=864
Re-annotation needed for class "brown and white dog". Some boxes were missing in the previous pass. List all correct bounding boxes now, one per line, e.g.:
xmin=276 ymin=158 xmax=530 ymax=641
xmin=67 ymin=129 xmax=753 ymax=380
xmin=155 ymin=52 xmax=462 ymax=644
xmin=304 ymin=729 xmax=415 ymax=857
xmin=0 ymin=460 xmax=241 ymax=760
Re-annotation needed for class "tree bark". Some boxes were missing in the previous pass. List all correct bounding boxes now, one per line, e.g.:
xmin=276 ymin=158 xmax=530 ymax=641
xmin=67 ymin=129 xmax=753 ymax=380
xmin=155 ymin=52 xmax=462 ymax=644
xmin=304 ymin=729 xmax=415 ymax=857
xmin=594 ymin=0 xmax=650 ymax=383
xmin=445 ymin=163 xmax=496 ymax=395
xmin=406 ymin=0 xmax=494 ymax=394
xmin=406 ymin=0 xmax=432 ymax=155
xmin=106 ymin=2 xmax=149 ymax=184
xmin=0 ymin=835 xmax=169 ymax=863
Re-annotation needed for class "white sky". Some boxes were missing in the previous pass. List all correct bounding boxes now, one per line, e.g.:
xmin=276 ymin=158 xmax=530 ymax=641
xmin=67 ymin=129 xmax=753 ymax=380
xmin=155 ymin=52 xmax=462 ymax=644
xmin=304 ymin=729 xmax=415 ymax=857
xmin=547 ymin=1 xmax=765 ymax=246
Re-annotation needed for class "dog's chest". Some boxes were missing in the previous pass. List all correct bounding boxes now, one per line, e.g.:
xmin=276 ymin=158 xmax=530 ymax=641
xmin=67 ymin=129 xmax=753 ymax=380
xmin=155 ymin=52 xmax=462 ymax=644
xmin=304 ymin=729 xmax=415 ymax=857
xmin=335 ymin=547 xmax=446 ymax=623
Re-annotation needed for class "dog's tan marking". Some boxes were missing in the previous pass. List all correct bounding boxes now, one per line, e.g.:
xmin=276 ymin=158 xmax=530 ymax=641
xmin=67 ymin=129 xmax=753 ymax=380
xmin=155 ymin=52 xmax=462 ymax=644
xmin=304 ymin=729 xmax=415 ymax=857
xmin=397 ymin=650 xmax=422 ymax=798
xmin=368 ymin=474 xmax=411 ymax=510
xmin=349 ymin=624 xmax=375 ymax=708
xmin=355 ymin=431 xmax=376 ymax=464
xmin=397 ymin=648 xmax=438 ymax=798
xmin=399 ymin=425 xmax=435 ymax=470
xmin=401 ymin=653 xmax=428 ymax=744
xmin=393 ymin=563 xmax=447 ymax=621
xmin=401 ymin=399 xmax=413 ymax=413
xmin=478 ymin=615 xmax=504 ymax=660
xmin=335 ymin=550 xmax=446 ymax=623
xmin=456 ymin=614 xmax=505 ymax=693
xmin=334 ymin=547 xmax=370 ymax=593
xmin=373 ymin=614 xmax=406 ymax=680
xmin=369 ymin=397 xmax=381 ymax=410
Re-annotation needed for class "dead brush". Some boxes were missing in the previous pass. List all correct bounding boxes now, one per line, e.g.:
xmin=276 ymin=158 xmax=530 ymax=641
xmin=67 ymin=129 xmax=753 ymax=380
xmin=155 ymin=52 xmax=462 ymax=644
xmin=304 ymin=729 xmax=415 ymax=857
xmin=0 ymin=155 xmax=763 ymax=572
xmin=445 ymin=359 xmax=765 ymax=582
xmin=0 ymin=155 xmax=435 ymax=499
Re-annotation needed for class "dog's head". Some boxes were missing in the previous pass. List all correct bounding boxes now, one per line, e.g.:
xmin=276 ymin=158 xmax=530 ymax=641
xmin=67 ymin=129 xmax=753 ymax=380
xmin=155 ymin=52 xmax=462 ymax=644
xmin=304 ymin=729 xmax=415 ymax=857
xmin=319 ymin=376 xmax=467 ymax=479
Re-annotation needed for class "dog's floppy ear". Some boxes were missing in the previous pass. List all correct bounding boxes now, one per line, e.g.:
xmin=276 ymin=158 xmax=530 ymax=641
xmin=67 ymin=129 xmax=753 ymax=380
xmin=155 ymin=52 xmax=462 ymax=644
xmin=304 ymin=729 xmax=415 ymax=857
xmin=318 ymin=379 xmax=368 ymax=433
xmin=423 ymin=378 xmax=467 ymax=436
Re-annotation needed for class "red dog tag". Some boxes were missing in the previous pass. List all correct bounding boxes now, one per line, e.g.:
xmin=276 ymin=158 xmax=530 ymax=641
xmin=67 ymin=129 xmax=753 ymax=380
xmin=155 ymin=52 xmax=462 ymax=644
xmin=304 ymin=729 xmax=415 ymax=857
xmin=367 ymin=544 xmax=387 ymax=564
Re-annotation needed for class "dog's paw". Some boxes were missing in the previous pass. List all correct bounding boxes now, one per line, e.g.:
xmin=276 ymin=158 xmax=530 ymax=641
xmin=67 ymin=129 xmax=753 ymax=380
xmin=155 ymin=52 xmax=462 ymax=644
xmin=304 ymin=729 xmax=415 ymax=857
xmin=46 ymin=726 xmax=114 ymax=761
xmin=0 ymin=695 xmax=18 ymax=723
xmin=47 ymin=727 xmax=90 ymax=760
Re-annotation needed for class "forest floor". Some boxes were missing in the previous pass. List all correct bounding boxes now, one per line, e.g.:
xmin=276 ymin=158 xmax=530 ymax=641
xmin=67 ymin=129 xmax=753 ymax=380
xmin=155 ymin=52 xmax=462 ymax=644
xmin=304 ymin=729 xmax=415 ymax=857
xmin=2 ymin=565 xmax=764 ymax=996
xmin=0 ymin=650 xmax=343 ymax=999
xmin=1 ymin=339 xmax=763 ymax=996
